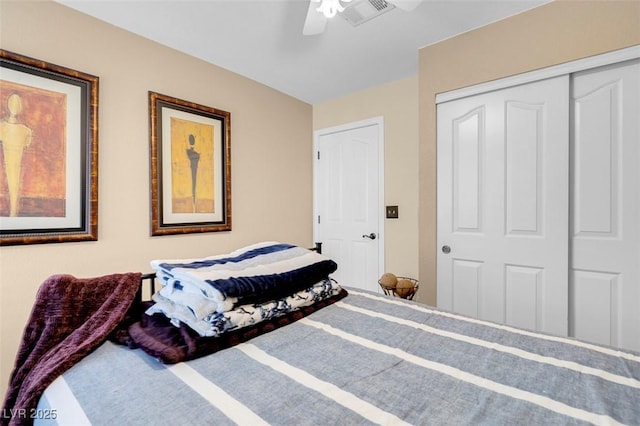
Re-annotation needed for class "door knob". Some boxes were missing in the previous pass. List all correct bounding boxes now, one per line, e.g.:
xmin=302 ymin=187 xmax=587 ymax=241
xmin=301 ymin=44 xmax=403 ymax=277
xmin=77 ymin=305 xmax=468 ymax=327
xmin=363 ymin=233 xmax=377 ymax=240
xmin=442 ymin=245 xmax=451 ymax=254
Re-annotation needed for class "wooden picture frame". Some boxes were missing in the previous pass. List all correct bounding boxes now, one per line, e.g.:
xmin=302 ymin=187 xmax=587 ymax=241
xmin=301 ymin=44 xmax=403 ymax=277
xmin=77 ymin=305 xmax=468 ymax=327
xmin=149 ymin=92 xmax=231 ymax=236
xmin=0 ymin=50 xmax=99 ymax=245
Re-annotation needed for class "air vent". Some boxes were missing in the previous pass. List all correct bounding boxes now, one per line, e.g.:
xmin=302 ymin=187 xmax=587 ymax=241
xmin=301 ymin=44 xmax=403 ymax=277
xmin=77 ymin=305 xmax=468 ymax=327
xmin=340 ymin=0 xmax=395 ymax=26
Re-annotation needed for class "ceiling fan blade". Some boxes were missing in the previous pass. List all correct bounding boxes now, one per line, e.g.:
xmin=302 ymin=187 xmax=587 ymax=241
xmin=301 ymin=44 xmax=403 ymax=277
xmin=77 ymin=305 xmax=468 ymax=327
xmin=387 ymin=0 xmax=423 ymax=12
xmin=303 ymin=0 xmax=327 ymax=35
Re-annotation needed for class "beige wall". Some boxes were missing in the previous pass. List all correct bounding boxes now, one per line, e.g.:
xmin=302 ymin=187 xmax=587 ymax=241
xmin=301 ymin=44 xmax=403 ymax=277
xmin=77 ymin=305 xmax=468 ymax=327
xmin=313 ymin=76 xmax=420 ymax=299
xmin=418 ymin=0 xmax=640 ymax=305
xmin=0 ymin=0 xmax=313 ymax=397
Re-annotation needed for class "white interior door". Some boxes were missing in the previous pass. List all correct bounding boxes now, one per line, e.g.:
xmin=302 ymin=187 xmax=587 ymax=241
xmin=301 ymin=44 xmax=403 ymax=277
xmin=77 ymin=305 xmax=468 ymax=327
xmin=571 ymin=59 xmax=640 ymax=351
xmin=437 ymin=76 xmax=570 ymax=336
xmin=314 ymin=119 xmax=383 ymax=293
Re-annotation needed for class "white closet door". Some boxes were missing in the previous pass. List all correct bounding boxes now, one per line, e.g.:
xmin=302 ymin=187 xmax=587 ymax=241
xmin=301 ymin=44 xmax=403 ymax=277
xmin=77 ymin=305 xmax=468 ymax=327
xmin=571 ymin=59 xmax=640 ymax=351
xmin=437 ymin=76 xmax=570 ymax=336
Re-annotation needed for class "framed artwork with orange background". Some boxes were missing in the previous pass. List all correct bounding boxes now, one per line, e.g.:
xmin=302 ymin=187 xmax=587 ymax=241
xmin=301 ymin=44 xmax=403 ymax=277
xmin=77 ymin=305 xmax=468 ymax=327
xmin=149 ymin=92 xmax=231 ymax=235
xmin=0 ymin=50 xmax=98 ymax=245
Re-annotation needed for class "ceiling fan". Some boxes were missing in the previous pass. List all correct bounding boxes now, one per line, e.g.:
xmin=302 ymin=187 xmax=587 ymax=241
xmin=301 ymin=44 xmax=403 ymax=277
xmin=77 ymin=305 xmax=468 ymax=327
xmin=303 ymin=0 xmax=423 ymax=35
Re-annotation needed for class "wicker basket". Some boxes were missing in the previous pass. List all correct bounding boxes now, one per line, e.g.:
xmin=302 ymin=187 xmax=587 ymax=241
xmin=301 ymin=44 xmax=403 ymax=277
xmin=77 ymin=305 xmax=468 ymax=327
xmin=378 ymin=276 xmax=419 ymax=300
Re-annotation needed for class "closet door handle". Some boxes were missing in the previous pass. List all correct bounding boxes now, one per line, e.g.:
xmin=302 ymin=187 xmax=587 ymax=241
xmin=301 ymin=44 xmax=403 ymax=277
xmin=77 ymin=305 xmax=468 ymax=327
xmin=363 ymin=233 xmax=377 ymax=240
xmin=442 ymin=245 xmax=451 ymax=254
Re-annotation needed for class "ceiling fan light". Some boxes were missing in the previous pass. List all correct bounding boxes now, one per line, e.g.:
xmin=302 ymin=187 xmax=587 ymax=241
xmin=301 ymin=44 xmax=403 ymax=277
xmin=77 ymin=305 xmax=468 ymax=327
xmin=316 ymin=0 xmax=352 ymax=19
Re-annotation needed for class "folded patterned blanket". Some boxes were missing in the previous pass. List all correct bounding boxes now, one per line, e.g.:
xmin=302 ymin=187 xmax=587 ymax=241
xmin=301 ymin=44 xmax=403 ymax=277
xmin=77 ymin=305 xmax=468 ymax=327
xmin=128 ymin=288 xmax=348 ymax=364
xmin=151 ymin=242 xmax=338 ymax=313
xmin=147 ymin=278 xmax=342 ymax=336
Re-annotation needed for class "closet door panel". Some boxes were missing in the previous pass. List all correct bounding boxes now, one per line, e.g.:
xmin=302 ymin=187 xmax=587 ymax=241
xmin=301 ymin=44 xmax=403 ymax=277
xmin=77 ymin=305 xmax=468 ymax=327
xmin=451 ymin=259 xmax=483 ymax=318
xmin=573 ymin=81 xmax=618 ymax=236
xmin=505 ymin=102 xmax=542 ymax=235
xmin=438 ymin=75 xmax=569 ymax=335
xmin=453 ymin=108 xmax=483 ymax=232
xmin=572 ymin=270 xmax=618 ymax=347
xmin=571 ymin=59 xmax=640 ymax=351
xmin=505 ymin=265 xmax=543 ymax=330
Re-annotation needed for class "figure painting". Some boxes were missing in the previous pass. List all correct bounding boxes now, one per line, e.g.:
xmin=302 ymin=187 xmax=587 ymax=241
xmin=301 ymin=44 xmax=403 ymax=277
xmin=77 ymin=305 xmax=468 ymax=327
xmin=0 ymin=50 xmax=98 ymax=245
xmin=149 ymin=91 xmax=230 ymax=236
xmin=0 ymin=81 xmax=66 ymax=218
xmin=170 ymin=117 xmax=215 ymax=214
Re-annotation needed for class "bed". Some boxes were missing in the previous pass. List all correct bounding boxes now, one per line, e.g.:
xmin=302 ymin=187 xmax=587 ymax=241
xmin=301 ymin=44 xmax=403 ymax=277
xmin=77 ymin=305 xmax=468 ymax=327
xmin=2 ymin=242 xmax=639 ymax=426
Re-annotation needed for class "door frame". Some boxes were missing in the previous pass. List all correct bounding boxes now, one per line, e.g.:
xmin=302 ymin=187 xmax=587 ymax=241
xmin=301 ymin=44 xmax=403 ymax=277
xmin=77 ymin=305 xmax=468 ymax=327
xmin=313 ymin=116 xmax=385 ymax=280
xmin=436 ymin=45 xmax=640 ymax=104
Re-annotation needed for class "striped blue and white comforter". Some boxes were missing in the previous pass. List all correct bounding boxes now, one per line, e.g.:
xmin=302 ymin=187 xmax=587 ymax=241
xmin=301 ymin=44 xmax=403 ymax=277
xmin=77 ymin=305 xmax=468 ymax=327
xmin=151 ymin=242 xmax=338 ymax=315
xmin=36 ymin=289 xmax=640 ymax=425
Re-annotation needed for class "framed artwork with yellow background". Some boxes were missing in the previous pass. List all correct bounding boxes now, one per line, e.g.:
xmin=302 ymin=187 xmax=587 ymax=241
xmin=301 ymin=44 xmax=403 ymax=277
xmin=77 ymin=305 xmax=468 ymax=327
xmin=0 ymin=50 xmax=98 ymax=245
xmin=149 ymin=92 xmax=231 ymax=235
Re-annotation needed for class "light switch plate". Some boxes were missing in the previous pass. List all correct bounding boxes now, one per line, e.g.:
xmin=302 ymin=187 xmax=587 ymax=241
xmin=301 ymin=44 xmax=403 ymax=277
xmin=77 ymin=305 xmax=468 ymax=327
xmin=386 ymin=205 xmax=399 ymax=219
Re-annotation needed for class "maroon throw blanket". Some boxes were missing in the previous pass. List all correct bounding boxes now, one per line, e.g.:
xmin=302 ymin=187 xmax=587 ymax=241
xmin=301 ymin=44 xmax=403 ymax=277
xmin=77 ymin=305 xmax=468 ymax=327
xmin=1 ymin=272 xmax=141 ymax=426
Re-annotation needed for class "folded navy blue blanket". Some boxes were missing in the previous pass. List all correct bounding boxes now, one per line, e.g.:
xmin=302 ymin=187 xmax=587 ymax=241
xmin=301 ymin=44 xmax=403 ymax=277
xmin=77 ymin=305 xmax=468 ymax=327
xmin=151 ymin=242 xmax=338 ymax=312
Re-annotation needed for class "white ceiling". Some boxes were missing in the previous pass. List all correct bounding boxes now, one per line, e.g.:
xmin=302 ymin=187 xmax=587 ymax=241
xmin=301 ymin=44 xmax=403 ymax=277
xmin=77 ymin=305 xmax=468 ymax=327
xmin=55 ymin=0 xmax=548 ymax=104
